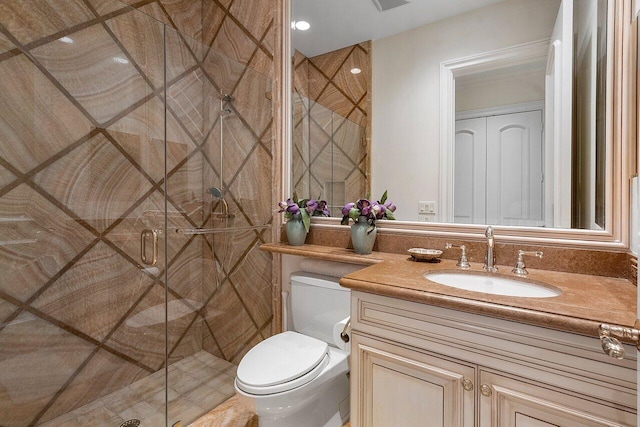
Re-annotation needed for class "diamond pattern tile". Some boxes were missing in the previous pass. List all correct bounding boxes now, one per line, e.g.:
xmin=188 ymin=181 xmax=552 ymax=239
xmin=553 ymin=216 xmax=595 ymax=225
xmin=232 ymin=65 xmax=273 ymax=136
xmin=166 ymin=150 xmax=206 ymax=226
xmin=207 ymin=114 xmax=256 ymax=184
xmin=131 ymin=1 xmax=174 ymax=27
xmin=168 ymin=235 xmax=211 ymax=303
xmin=293 ymin=43 xmax=369 ymax=206
xmin=86 ymin=0 xmax=130 ymax=16
xmin=0 ymin=312 xmax=96 ymax=427
xmin=227 ymin=144 xmax=272 ymax=226
xmin=0 ymin=54 xmax=93 ymax=173
xmin=32 ymin=241 xmax=155 ymax=341
xmin=205 ymin=200 xmax=254 ymax=274
xmin=229 ymin=0 xmax=273 ymax=44
xmin=0 ymin=31 xmax=15 ymax=55
xmin=33 ymin=133 xmax=153 ymax=232
xmin=0 ymin=164 xmax=17 ymax=189
xmin=167 ymin=315 xmax=203 ymax=366
xmin=30 ymin=23 xmax=152 ymax=125
xmin=203 ymin=280 xmax=257 ymax=360
xmin=210 ymin=17 xmax=256 ymax=76
xmin=167 ymin=69 xmax=206 ymax=140
xmin=160 ymin=0 xmax=203 ymax=42
xmin=105 ymin=10 xmax=170 ymax=89
xmin=202 ymin=324 xmax=225 ymax=359
xmin=333 ymin=46 xmax=369 ymax=106
xmin=0 ymin=184 xmax=96 ymax=302
xmin=39 ymin=349 xmax=150 ymax=423
xmin=202 ymin=0 xmax=226 ymax=48
xmin=105 ymin=284 xmax=172 ymax=370
xmin=248 ymin=38 xmax=273 ymax=77
xmin=229 ymin=243 xmax=272 ymax=328
xmin=310 ymin=47 xmax=352 ymax=79
xmin=0 ymin=298 xmax=17 ymax=326
xmin=107 ymin=190 xmax=192 ymax=271
xmin=0 ymin=0 xmax=94 ymax=45
xmin=202 ymin=48 xmax=245 ymax=97
xmin=107 ymin=96 xmax=195 ymax=183
xmin=0 ymin=0 xmax=274 ymax=422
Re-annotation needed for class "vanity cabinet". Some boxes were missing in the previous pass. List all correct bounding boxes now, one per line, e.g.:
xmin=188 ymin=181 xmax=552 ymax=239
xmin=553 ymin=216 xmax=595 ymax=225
xmin=349 ymin=291 xmax=637 ymax=427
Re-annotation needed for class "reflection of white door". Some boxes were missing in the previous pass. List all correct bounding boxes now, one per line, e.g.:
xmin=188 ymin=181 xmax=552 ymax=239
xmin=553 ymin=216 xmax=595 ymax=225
xmin=454 ymin=118 xmax=486 ymax=224
xmin=454 ymin=111 xmax=543 ymax=227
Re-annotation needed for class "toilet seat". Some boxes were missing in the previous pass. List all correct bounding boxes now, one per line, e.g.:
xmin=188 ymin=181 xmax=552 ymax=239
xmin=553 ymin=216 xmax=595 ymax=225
xmin=236 ymin=331 xmax=330 ymax=395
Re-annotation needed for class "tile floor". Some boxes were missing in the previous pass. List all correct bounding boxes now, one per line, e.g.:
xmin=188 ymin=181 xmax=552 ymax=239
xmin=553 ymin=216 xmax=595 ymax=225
xmin=191 ymin=396 xmax=351 ymax=427
xmin=41 ymin=350 xmax=237 ymax=427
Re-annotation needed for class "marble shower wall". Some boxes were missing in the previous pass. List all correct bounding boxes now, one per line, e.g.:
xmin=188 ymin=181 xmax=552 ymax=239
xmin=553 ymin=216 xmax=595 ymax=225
xmin=0 ymin=0 xmax=274 ymax=425
xmin=293 ymin=43 xmax=370 ymax=215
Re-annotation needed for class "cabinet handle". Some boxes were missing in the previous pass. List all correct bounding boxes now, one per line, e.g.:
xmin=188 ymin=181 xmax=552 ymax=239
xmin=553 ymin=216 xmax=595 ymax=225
xmin=462 ymin=378 xmax=474 ymax=391
xmin=480 ymin=384 xmax=492 ymax=397
xmin=140 ymin=229 xmax=158 ymax=266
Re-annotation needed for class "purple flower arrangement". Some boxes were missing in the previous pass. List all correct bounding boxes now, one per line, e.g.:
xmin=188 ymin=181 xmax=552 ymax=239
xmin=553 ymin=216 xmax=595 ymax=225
xmin=277 ymin=194 xmax=331 ymax=233
xmin=341 ymin=191 xmax=396 ymax=234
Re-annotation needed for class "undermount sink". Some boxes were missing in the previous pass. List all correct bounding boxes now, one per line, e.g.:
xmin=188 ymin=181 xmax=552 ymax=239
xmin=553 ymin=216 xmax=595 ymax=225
xmin=424 ymin=272 xmax=562 ymax=298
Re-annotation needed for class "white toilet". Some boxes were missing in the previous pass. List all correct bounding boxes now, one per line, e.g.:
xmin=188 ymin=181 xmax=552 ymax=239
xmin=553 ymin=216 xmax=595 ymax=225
xmin=234 ymin=272 xmax=351 ymax=427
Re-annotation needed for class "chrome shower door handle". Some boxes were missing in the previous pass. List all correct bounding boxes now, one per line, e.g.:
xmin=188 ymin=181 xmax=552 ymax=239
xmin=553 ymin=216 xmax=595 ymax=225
xmin=140 ymin=229 xmax=158 ymax=266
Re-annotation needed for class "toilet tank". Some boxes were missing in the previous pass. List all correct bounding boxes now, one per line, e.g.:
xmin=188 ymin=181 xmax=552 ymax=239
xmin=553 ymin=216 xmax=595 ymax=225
xmin=289 ymin=272 xmax=350 ymax=344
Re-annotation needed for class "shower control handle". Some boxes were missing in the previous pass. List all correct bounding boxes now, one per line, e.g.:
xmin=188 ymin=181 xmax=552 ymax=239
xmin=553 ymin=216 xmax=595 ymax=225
xmin=140 ymin=229 xmax=159 ymax=266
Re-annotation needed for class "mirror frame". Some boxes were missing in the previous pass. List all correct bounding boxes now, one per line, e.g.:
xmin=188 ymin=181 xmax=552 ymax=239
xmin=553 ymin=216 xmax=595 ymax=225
xmin=279 ymin=0 xmax=637 ymax=250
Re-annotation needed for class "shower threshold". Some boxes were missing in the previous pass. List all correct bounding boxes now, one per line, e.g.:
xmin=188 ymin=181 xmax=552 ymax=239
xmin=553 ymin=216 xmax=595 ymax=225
xmin=40 ymin=351 xmax=237 ymax=427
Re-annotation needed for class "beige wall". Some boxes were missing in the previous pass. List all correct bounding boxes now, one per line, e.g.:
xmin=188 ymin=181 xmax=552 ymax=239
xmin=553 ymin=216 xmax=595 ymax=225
xmin=371 ymin=0 xmax=560 ymax=221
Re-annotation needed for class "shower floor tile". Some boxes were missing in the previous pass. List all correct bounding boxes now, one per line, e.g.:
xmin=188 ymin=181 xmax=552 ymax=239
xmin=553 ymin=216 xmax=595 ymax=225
xmin=41 ymin=350 xmax=237 ymax=427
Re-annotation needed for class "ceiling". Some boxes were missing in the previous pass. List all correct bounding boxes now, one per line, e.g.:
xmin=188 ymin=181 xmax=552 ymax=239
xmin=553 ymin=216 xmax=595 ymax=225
xmin=292 ymin=0 xmax=507 ymax=57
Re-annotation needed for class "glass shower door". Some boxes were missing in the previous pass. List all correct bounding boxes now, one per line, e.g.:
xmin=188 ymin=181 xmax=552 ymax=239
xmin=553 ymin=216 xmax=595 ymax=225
xmin=0 ymin=2 xmax=168 ymax=425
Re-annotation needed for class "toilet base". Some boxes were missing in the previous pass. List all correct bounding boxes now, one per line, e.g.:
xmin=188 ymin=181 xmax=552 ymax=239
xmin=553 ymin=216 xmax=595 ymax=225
xmin=236 ymin=371 xmax=350 ymax=427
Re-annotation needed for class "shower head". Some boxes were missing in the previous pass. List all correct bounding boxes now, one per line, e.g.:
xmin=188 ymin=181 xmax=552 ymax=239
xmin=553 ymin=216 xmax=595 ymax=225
xmin=208 ymin=187 xmax=224 ymax=198
xmin=208 ymin=187 xmax=231 ymax=220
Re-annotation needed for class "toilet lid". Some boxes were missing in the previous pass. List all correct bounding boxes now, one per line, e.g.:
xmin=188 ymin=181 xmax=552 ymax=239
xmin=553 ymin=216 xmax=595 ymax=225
xmin=236 ymin=331 xmax=328 ymax=390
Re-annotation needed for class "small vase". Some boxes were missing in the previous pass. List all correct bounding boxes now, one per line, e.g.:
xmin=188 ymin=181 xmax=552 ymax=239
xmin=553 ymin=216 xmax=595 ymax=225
xmin=285 ymin=214 xmax=307 ymax=246
xmin=350 ymin=215 xmax=377 ymax=254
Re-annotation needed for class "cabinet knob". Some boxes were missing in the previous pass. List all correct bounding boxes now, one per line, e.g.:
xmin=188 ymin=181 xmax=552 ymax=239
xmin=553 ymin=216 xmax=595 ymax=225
xmin=480 ymin=384 xmax=492 ymax=397
xmin=462 ymin=378 xmax=474 ymax=391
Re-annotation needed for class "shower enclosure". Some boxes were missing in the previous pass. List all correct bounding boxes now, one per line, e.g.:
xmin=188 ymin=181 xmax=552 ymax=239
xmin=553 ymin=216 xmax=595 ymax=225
xmin=0 ymin=0 xmax=275 ymax=425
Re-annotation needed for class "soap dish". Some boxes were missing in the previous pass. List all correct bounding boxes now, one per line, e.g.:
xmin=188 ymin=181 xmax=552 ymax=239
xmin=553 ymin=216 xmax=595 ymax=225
xmin=408 ymin=248 xmax=443 ymax=262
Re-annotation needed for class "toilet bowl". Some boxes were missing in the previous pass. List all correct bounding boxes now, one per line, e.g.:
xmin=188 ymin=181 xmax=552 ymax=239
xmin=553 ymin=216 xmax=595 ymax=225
xmin=234 ymin=272 xmax=351 ymax=427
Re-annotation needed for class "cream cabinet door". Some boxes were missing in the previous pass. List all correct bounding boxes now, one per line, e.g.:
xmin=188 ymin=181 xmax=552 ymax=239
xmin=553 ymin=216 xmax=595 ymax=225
xmin=479 ymin=370 xmax=636 ymax=427
xmin=351 ymin=334 xmax=475 ymax=427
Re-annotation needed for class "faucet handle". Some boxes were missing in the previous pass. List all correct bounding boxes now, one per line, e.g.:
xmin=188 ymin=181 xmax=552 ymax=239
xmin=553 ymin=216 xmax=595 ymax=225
xmin=445 ymin=243 xmax=470 ymax=269
xmin=512 ymin=250 xmax=543 ymax=276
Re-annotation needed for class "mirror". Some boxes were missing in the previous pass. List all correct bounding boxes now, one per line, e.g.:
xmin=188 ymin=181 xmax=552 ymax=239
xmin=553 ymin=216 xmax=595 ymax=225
xmin=289 ymin=0 xmax=628 ymax=241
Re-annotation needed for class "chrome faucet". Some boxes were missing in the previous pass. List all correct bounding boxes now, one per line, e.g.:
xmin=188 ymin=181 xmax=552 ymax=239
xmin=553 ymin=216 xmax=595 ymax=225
xmin=484 ymin=226 xmax=498 ymax=273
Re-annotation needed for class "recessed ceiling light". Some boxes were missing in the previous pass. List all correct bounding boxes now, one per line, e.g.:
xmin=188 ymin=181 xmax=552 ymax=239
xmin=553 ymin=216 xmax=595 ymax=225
xmin=59 ymin=36 xmax=74 ymax=44
xmin=350 ymin=68 xmax=362 ymax=74
xmin=294 ymin=21 xmax=311 ymax=31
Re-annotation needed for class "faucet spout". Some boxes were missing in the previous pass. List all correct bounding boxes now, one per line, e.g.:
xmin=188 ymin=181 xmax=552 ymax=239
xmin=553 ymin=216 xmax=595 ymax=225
xmin=484 ymin=226 xmax=498 ymax=272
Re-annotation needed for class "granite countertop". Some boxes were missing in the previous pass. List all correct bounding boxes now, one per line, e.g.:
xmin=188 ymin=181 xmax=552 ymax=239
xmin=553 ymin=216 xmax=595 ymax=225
xmin=261 ymin=243 xmax=637 ymax=341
